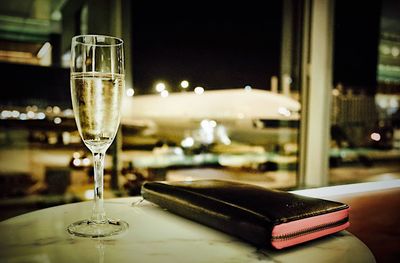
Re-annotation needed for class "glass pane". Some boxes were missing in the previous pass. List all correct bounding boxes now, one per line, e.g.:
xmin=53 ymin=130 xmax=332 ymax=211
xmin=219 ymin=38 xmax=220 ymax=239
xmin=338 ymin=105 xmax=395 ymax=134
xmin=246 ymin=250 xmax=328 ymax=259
xmin=121 ymin=1 xmax=301 ymax=193
xmin=0 ymin=0 xmax=304 ymax=220
xmin=329 ymin=0 xmax=400 ymax=184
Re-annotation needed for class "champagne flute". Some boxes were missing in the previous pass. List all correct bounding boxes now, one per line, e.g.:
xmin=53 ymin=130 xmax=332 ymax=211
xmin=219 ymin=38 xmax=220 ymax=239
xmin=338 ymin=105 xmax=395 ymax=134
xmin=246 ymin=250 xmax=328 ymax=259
xmin=67 ymin=35 xmax=128 ymax=237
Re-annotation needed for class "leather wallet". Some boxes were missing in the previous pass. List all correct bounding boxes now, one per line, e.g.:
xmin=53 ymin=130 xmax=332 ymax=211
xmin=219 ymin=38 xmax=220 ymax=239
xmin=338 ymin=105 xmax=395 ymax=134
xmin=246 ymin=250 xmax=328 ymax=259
xmin=141 ymin=180 xmax=350 ymax=249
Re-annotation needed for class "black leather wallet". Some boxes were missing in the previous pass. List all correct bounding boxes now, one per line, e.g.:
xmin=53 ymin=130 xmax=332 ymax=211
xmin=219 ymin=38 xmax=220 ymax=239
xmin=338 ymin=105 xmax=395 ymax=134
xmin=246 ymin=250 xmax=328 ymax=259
xmin=141 ymin=180 xmax=350 ymax=249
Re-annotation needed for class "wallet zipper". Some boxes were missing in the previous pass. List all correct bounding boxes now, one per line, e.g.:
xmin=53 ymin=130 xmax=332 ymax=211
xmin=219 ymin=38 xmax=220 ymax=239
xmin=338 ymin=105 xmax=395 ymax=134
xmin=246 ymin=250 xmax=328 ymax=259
xmin=271 ymin=217 xmax=349 ymax=241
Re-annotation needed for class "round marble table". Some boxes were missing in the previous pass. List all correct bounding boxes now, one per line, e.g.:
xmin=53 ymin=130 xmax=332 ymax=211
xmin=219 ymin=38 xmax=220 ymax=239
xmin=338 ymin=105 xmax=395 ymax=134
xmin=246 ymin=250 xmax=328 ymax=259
xmin=0 ymin=196 xmax=375 ymax=263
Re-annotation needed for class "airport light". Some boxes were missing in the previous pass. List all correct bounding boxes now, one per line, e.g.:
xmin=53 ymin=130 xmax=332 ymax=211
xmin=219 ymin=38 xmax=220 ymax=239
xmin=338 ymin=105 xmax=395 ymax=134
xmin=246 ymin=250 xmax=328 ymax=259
xmin=200 ymin=119 xmax=216 ymax=129
xmin=194 ymin=86 xmax=204 ymax=95
xmin=53 ymin=106 xmax=61 ymax=114
xmin=126 ymin=88 xmax=135 ymax=97
xmin=63 ymin=109 xmax=74 ymax=117
xmin=160 ymin=90 xmax=169 ymax=97
xmin=1 ymin=110 xmax=11 ymax=119
xmin=73 ymin=158 xmax=81 ymax=166
xmin=180 ymin=80 xmax=189 ymax=89
xmin=37 ymin=112 xmax=46 ymax=119
xmin=27 ymin=111 xmax=35 ymax=119
xmin=84 ymin=189 xmax=94 ymax=200
xmin=332 ymin=89 xmax=340 ymax=96
xmin=381 ymin=45 xmax=390 ymax=55
xmin=19 ymin=113 xmax=27 ymax=120
xmin=181 ymin=137 xmax=194 ymax=148
xmin=155 ymin=82 xmax=166 ymax=92
xmin=392 ymin=47 xmax=399 ymax=57
xmin=82 ymin=157 xmax=91 ymax=166
xmin=11 ymin=110 xmax=20 ymax=118
xmin=200 ymin=119 xmax=210 ymax=129
xmin=200 ymin=119 xmax=215 ymax=144
xmin=54 ymin=117 xmax=62 ymax=124
xmin=371 ymin=132 xmax=381 ymax=141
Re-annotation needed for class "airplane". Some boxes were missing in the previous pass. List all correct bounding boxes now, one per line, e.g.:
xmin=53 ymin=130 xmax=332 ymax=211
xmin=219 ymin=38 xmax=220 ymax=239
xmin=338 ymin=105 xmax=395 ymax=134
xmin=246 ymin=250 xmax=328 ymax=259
xmin=121 ymin=88 xmax=300 ymax=153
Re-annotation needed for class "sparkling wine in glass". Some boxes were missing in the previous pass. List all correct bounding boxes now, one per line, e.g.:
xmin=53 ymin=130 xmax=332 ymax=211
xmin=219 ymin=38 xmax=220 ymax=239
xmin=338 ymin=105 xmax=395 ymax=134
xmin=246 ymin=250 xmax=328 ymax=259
xmin=67 ymin=35 xmax=128 ymax=237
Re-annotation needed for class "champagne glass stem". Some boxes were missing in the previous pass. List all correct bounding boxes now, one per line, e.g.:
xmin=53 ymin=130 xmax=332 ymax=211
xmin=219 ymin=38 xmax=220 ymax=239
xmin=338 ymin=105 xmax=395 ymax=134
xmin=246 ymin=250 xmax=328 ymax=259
xmin=91 ymin=151 xmax=107 ymax=223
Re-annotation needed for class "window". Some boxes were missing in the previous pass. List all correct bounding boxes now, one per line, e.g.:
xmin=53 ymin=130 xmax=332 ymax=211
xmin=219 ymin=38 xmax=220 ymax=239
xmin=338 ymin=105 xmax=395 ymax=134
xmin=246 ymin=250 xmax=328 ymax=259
xmin=1 ymin=0 xmax=399 ymax=220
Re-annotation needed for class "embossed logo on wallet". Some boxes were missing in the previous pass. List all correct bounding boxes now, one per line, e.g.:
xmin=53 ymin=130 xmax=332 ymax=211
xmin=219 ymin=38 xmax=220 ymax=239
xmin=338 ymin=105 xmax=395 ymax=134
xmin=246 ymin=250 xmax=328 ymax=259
xmin=285 ymin=202 xmax=305 ymax=208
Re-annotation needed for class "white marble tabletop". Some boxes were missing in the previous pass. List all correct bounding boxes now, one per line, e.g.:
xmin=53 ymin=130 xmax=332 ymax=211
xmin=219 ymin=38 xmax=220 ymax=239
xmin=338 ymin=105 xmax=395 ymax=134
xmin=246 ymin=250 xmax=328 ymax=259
xmin=0 ymin=196 xmax=375 ymax=263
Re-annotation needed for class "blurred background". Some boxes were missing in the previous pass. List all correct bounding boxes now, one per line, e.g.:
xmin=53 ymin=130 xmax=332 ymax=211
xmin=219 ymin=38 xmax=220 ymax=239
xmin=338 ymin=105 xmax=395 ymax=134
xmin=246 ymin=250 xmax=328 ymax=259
xmin=0 ymin=0 xmax=399 ymax=220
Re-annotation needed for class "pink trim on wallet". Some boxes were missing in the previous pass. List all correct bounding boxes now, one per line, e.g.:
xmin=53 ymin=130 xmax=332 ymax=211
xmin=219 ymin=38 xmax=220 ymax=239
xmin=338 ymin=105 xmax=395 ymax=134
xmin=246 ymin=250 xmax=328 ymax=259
xmin=271 ymin=208 xmax=350 ymax=249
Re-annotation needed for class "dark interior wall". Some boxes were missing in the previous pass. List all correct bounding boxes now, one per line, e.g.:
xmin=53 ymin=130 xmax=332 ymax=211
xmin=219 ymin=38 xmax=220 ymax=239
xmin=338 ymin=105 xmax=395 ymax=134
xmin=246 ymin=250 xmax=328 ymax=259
xmin=61 ymin=0 xmax=122 ymax=54
xmin=0 ymin=62 xmax=70 ymax=107
xmin=87 ymin=0 xmax=112 ymax=36
xmin=61 ymin=0 xmax=85 ymax=55
xmin=333 ymin=0 xmax=382 ymax=94
xmin=1 ymin=0 xmax=121 ymax=108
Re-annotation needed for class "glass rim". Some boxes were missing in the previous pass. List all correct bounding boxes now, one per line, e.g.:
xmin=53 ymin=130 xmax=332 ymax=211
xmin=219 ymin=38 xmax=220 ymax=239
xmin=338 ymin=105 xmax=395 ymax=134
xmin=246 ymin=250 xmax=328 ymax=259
xmin=72 ymin=34 xmax=123 ymax=47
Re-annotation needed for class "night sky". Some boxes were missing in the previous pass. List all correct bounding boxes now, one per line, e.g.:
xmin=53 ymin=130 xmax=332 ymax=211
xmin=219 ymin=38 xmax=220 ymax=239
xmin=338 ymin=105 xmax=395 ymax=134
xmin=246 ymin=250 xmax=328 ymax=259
xmin=0 ymin=62 xmax=70 ymax=107
xmin=0 ymin=1 xmax=283 ymax=106
xmin=131 ymin=1 xmax=283 ymax=94
xmin=0 ymin=0 xmax=387 ymax=106
xmin=333 ymin=1 xmax=381 ymax=93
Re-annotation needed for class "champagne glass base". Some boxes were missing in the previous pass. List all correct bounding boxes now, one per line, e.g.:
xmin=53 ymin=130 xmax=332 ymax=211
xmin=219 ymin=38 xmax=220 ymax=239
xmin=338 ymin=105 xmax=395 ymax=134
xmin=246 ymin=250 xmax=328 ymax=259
xmin=67 ymin=219 xmax=129 ymax=238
